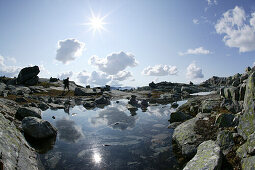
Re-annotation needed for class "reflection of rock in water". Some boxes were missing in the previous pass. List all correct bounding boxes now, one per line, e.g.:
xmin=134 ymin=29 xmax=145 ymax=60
xmin=90 ymin=107 xmax=137 ymax=130
xmin=56 ymin=118 xmax=84 ymax=143
xmin=24 ymin=134 xmax=56 ymax=154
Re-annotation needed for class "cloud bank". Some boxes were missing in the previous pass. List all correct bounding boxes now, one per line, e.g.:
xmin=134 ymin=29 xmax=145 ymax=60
xmin=0 ymin=55 xmax=20 ymax=77
xmin=142 ymin=65 xmax=178 ymax=76
xmin=56 ymin=38 xmax=85 ymax=64
xmin=179 ymin=47 xmax=211 ymax=56
xmin=186 ymin=62 xmax=204 ymax=79
xmin=215 ymin=6 xmax=255 ymax=52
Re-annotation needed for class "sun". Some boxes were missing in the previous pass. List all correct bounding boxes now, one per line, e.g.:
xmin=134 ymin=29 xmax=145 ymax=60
xmin=85 ymin=12 xmax=107 ymax=34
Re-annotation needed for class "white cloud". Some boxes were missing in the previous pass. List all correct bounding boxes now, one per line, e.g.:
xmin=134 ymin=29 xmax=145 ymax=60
xmin=215 ymin=6 xmax=255 ymax=52
xmin=57 ymin=71 xmax=73 ymax=80
xmin=38 ymin=64 xmax=51 ymax=78
xmin=207 ymin=0 xmax=217 ymax=6
xmin=0 ymin=55 xmax=20 ymax=77
xmin=142 ymin=65 xmax=178 ymax=76
xmin=56 ymin=38 xmax=85 ymax=64
xmin=193 ymin=19 xmax=199 ymax=24
xmin=87 ymin=71 xmax=111 ymax=86
xmin=77 ymin=70 xmax=90 ymax=85
xmin=186 ymin=62 xmax=204 ymax=79
xmin=179 ymin=47 xmax=211 ymax=56
xmin=88 ymin=51 xmax=138 ymax=75
xmin=112 ymin=71 xmax=132 ymax=81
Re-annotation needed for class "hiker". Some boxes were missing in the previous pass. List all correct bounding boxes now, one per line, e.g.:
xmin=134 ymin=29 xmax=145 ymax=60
xmin=63 ymin=77 xmax=69 ymax=91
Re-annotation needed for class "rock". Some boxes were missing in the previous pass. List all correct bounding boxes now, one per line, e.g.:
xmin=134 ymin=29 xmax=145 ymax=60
xmin=74 ymin=87 xmax=96 ymax=96
xmin=239 ymin=83 xmax=246 ymax=101
xmin=0 ymin=113 xmax=40 ymax=170
xmin=221 ymin=99 xmax=242 ymax=113
xmin=236 ymin=132 xmax=255 ymax=159
xmin=232 ymin=80 xmax=240 ymax=87
xmin=216 ymin=130 xmax=234 ymax=155
xmin=183 ymin=140 xmax=222 ymax=170
xmin=95 ymin=96 xmax=110 ymax=105
xmin=15 ymin=97 xmax=28 ymax=103
xmin=201 ymin=99 xmax=221 ymax=113
xmin=215 ymin=113 xmax=235 ymax=128
xmin=48 ymin=103 xmax=65 ymax=110
xmin=141 ymin=100 xmax=148 ymax=108
xmin=241 ymin=156 xmax=255 ymax=170
xmin=38 ymin=102 xmax=49 ymax=111
xmin=238 ymin=72 xmax=255 ymax=139
xmin=17 ymin=66 xmax=40 ymax=85
xmin=172 ymin=117 xmax=199 ymax=158
xmin=245 ymin=66 xmax=251 ymax=73
xmin=168 ymin=122 xmax=182 ymax=129
xmin=16 ymin=107 xmax=42 ymax=120
xmin=49 ymin=77 xmax=59 ymax=82
xmin=0 ymin=83 xmax=6 ymax=93
xmin=7 ymin=85 xmax=31 ymax=95
xmin=240 ymin=73 xmax=249 ymax=83
xmin=129 ymin=95 xmax=138 ymax=106
xmin=170 ymin=111 xmax=192 ymax=123
xmin=22 ymin=117 xmax=57 ymax=139
xmin=171 ymin=102 xmax=179 ymax=108
xmin=83 ymin=101 xmax=95 ymax=108
xmin=126 ymin=104 xmax=138 ymax=111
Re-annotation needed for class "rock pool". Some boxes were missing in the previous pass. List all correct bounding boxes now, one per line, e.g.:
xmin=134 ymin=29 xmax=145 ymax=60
xmin=36 ymin=99 xmax=186 ymax=170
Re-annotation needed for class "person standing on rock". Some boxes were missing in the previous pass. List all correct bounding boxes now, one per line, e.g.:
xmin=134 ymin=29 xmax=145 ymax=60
xmin=63 ymin=77 xmax=70 ymax=91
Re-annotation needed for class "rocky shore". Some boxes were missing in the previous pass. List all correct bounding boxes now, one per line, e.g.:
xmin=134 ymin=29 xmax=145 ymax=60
xmin=1 ymin=65 xmax=255 ymax=169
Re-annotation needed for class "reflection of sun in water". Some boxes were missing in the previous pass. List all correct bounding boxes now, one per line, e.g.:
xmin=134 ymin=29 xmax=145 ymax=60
xmin=85 ymin=11 xmax=107 ymax=34
xmin=93 ymin=152 xmax=102 ymax=164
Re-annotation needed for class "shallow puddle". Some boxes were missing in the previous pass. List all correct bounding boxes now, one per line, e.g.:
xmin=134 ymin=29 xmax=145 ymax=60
xmin=38 ymin=99 xmax=186 ymax=170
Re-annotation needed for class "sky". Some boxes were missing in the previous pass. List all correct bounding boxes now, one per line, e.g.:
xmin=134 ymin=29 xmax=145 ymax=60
xmin=1 ymin=0 xmax=255 ymax=87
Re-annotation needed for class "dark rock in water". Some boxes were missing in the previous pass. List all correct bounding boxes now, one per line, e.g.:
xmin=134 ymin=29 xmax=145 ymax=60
xmin=238 ymin=72 xmax=255 ymax=140
xmin=52 ymin=116 xmax=55 ymax=119
xmin=183 ymin=140 xmax=222 ymax=170
xmin=83 ymin=101 xmax=95 ymax=108
xmin=129 ymin=95 xmax=138 ymax=106
xmin=171 ymin=102 xmax=179 ymax=108
xmin=215 ymin=113 xmax=235 ymax=128
xmin=116 ymin=101 xmax=119 ymax=103
xmin=95 ymin=96 xmax=110 ymax=105
xmin=216 ymin=130 xmax=234 ymax=155
xmin=22 ymin=117 xmax=57 ymax=139
xmin=17 ymin=66 xmax=40 ymax=85
xmin=170 ymin=111 xmax=192 ymax=123
xmin=16 ymin=107 xmax=42 ymax=120
xmin=141 ymin=100 xmax=148 ymax=107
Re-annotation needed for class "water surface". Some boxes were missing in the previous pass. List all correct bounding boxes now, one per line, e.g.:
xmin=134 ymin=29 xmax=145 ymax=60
xmin=39 ymin=99 xmax=186 ymax=170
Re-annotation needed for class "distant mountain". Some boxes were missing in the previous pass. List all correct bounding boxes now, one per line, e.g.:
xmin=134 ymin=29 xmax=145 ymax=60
xmin=110 ymin=86 xmax=134 ymax=90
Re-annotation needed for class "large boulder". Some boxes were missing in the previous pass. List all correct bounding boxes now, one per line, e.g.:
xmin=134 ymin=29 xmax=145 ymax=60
xmin=16 ymin=107 xmax=42 ymax=120
xmin=241 ymin=156 xmax=255 ymax=170
xmin=215 ymin=113 xmax=236 ymax=128
xmin=216 ymin=130 xmax=234 ymax=155
xmin=0 ymin=112 xmax=40 ymax=170
xmin=238 ymin=72 xmax=255 ymax=140
xmin=236 ymin=132 xmax=255 ymax=159
xmin=172 ymin=117 xmax=199 ymax=158
xmin=22 ymin=117 xmax=57 ymax=139
xmin=17 ymin=66 xmax=40 ymax=85
xmin=183 ymin=140 xmax=222 ymax=170
xmin=95 ymin=96 xmax=110 ymax=105
xmin=201 ymin=99 xmax=221 ymax=113
xmin=170 ymin=111 xmax=192 ymax=123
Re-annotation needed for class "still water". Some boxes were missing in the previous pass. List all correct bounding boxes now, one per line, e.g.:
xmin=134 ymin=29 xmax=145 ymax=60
xmin=38 ymin=99 xmax=186 ymax=170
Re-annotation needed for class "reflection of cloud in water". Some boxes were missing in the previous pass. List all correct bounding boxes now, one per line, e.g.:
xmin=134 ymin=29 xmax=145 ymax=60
xmin=90 ymin=106 xmax=137 ymax=130
xmin=56 ymin=118 xmax=84 ymax=143
xmin=146 ymin=106 xmax=172 ymax=117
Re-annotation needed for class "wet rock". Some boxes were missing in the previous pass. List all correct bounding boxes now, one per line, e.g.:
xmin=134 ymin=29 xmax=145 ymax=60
xmin=38 ymin=102 xmax=49 ymax=111
xmin=16 ymin=107 xmax=42 ymax=120
xmin=216 ymin=130 xmax=234 ymax=155
xmin=141 ymin=99 xmax=148 ymax=108
xmin=83 ymin=101 xmax=95 ymax=108
xmin=215 ymin=113 xmax=235 ymax=128
xmin=0 ymin=113 xmax=40 ymax=170
xmin=48 ymin=103 xmax=65 ymax=110
xmin=168 ymin=122 xmax=182 ymax=129
xmin=238 ymin=72 xmax=255 ymax=140
xmin=241 ymin=156 xmax=255 ymax=170
xmin=172 ymin=117 xmax=199 ymax=158
xmin=17 ymin=66 xmax=40 ymax=85
xmin=170 ymin=111 xmax=192 ymax=123
xmin=95 ymin=96 xmax=110 ymax=105
xmin=129 ymin=95 xmax=138 ymax=106
xmin=183 ymin=140 xmax=222 ymax=170
xmin=171 ymin=102 xmax=179 ymax=108
xmin=22 ymin=117 xmax=57 ymax=139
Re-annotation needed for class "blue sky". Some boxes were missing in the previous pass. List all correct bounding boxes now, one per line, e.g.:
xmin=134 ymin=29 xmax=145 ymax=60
xmin=1 ymin=0 xmax=255 ymax=87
